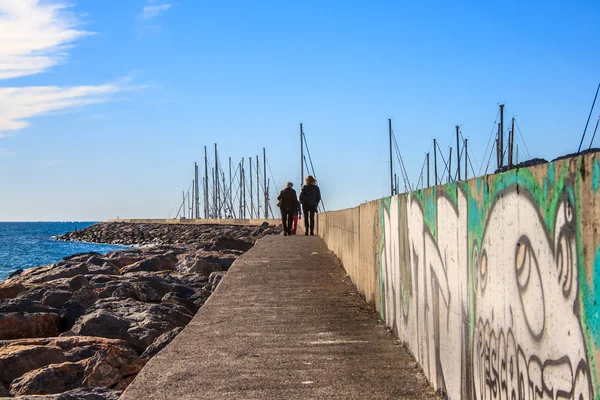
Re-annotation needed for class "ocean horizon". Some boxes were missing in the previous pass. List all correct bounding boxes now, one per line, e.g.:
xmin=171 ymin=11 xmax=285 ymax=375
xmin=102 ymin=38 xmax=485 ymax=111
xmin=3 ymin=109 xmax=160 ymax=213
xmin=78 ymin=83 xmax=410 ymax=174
xmin=0 ymin=222 xmax=126 ymax=281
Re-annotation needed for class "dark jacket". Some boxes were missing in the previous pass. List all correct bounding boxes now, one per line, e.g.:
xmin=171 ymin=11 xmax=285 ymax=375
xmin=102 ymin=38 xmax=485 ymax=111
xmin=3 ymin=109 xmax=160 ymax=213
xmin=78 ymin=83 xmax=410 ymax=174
xmin=300 ymin=184 xmax=321 ymax=208
xmin=277 ymin=187 xmax=298 ymax=212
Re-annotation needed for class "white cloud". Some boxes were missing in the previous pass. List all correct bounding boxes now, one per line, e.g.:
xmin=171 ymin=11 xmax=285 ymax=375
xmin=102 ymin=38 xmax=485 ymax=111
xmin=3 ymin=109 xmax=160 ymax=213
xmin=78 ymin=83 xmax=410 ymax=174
xmin=0 ymin=2 xmax=143 ymax=135
xmin=0 ymin=83 xmax=124 ymax=135
xmin=141 ymin=3 xmax=171 ymax=20
xmin=0 ymin=0 xmax=90 ymax=79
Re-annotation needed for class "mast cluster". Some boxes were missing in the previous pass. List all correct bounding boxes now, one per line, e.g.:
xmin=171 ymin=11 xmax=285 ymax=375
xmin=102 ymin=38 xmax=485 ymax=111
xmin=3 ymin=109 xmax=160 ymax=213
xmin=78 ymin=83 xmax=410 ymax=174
xmin=175 ymin=145 xmax=274 ymax=220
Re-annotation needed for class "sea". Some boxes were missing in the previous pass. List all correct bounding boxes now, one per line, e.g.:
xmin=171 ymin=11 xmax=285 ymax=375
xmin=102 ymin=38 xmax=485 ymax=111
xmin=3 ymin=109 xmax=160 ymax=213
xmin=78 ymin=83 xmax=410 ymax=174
xmin=0 ymin=222 xmax=126 ymax=281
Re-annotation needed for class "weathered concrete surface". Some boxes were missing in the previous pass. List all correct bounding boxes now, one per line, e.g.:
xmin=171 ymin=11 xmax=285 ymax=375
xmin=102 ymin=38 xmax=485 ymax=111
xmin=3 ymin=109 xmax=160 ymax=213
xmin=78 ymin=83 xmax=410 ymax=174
xmin=121 ymin=235 xmax=436 ymax=400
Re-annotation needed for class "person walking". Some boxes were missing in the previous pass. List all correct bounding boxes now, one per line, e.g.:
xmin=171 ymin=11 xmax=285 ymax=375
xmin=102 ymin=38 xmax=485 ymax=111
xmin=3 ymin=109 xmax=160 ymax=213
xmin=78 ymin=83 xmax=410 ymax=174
xmin=292 ymin=199 xmax=301 ymax=235
xmin=277 ymin=181 xmax=298 ymax=236
xmin=299 ymin=175 xmax=321 ymax=236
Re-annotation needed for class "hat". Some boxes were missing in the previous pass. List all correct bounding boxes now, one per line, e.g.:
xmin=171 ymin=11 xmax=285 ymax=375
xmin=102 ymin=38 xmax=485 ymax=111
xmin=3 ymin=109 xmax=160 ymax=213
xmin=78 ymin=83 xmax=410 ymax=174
xmin=286 ymin=181 xmax=293 ymax=188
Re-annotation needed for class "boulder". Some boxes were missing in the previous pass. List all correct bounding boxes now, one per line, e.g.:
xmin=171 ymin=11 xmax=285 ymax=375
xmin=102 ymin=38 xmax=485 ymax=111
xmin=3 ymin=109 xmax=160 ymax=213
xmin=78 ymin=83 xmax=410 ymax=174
xmin=140 ymin=327 xmax=183 ymax=361
xmin=0 ymin=384 xmax=9 ymax=397
xmin=9 ymin=361 xmax=85 ymax=396
xmin=67 ymin=276 xmax=89 ymax=292
xmin=208 ymin=235 xmax=254 ymax=252
xmin=6 ymin=387 xmax=122 ymax=399
xmin=120 ymin=254 xmax=178 ymax=274
xmin=208 ymin=271 xmax=225 ymax=292
xmin=0 ymin=344 xmax=67 ymax=385
xmin=161 ymin=293 xmax=197 ymax=314
xmin=8 ymin=269 xmax=23 ymax=279
xmin=86 ymin=263 xmax=119 ymax=276
xmin=0 ymin=337 xmax=143 ymax=396
xmin=27 ymin=264 xmax=90 ymax=285
xmin=61 ymin=288 xmax=98 ymax=330
xmin=0 ymin=313 xmax=61 ymax=340
xmin=70 ymin=298 xmax=193 ymax=352
xmin=174 ymin=256 xmax=223 ymax=275
xmin=0 ymin=298 xmax=58 ymax=314
xmin=41 ymin=291 xmax=73 ymax=310
xmin=0 ymin=283 xmax=27 ymax=299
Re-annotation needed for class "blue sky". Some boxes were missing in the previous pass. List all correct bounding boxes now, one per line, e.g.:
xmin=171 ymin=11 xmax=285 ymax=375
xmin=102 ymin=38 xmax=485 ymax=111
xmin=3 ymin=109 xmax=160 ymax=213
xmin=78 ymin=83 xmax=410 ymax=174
xmin=0 ymin=0 xmax=598 ymax=221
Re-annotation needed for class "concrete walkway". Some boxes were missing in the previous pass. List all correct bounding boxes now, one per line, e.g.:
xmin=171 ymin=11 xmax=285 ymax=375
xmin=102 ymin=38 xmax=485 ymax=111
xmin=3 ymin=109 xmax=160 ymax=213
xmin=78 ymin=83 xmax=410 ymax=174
xmin=121 ymin=236 xmax=437 ymax=400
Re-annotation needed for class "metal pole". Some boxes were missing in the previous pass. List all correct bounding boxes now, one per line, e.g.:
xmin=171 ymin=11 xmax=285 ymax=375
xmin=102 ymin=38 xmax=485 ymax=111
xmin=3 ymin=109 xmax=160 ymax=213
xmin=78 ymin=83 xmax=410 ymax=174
xmin=241 ymin=159 xmax=245 ymax=218
xmin=509 ymin=117 xmax=515 ymax=170
xmin=448 ymin=147 xmax=452 ymax=183
xmin=188 ymin=191 xmax=191 ymax=219
xmin=456 ymin=125 xmax=461 ymax=180
xmin=256 ymin=155 xmax=260 ymax=218
xmin=211 ymin=167 xmax=215 ymax=218
xmin=433 ymin=139 xmax=438 ymax=185
xmin=249 ymin=157 xmax=253 ymax=218
xmin=229 ymin=157 xmax=232 ymax=218
xmin=578 ymin=82 xmax=600 ymax=153
xmin=300 ymin=123 xmax=304 ymax=189
xmin=389 ymin=119 xmax=393 ymax=196
xmin=496 ymin=124 xmax=501 ymax=170
xmin=214 ymin=144 xmax=219 ymax=218
xmin=182 ymin=191 xmax=186 ymax=219
xmin=194 ymin=162 xmax=199 ymax=219
xmin=499 ymin=104 xmax=505 ymax=168
xmin=239 ymin=162 xmax=243 ymax=218
xmin=204 ymin=146 xmax=209 ymax=219
xmin=516 ymin=144 xmax=519 ymax=165
xmin=464 ymin=139 xmax=468 ymax=179
xmin=263 ymin=148 xmax=268 ymax=219
xmin=426 ymin=153 xmax=430 ymax=187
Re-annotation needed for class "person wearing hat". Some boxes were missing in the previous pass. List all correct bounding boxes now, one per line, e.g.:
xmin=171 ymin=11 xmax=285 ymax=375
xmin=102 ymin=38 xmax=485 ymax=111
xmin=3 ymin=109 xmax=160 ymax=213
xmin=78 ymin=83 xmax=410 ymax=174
xmin=277 ymin=181 xmax=298 ymax=236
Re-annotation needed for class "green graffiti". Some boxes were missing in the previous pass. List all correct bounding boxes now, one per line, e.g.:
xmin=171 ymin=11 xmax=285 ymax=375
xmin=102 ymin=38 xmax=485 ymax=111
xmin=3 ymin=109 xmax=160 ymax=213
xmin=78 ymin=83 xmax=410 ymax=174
xmin=593 ymin=158 xmax=599 ymax=193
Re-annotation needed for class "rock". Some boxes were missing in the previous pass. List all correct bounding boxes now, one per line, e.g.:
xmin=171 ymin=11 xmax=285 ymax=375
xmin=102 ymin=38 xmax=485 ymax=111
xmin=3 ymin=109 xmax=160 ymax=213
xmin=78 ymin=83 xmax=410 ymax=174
xmin=70 ymin=298 xmax=193 ymax=352
xmin=120 ymin=254 xmax=178 ymax=274
xmin=61 ymin=288 xmax=98 ymax=330
xmin=0 ymin=298 xmax=59 ymax=314
xmin=161 ymin=293 xmax=197 ymax=314
xmin=174 ymin=255 xmax=223 ymax=275
xmin=86 ymin=262 xmax=119 ymax=276
xmin=10 ymin=361 xmax=85 ymax=396
xmin=82 ymin=346 xmax=144 ymax=388
xmin=41 ymin=291 xmax=73 ymax=310
xmin=0 ymin=344 xmax=67 ymax=385
xmin=140 ymin=327 xmax=183 ymax=361
xmin=0 ymin=337 xmax=143 ymax=396
xmin=67 ymin=276 xmax=89 ymax=292
xmin=208 ymin=271 xmax=224 ymax=292
xmin=0 ymin=283 xmax=27 ymax=299
xmin=27 ymin=264 xmax=90 ymax=285
xmin=7 ymin=387 xmax=122 ymax=399
xmin=208 ymin=235 xmax=254 ymax=252
xmin=0 ymin=313 xmax=61 ymax=340
xmin=8 ymin=269 xmax=23 ymax=279
xmin=0 ymin=384 xmax=9 ymax=397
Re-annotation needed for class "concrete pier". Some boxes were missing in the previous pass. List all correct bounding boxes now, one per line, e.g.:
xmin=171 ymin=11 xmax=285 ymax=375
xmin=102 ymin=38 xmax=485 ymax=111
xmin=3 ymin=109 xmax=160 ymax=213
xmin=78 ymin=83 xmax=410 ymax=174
xmin=121 ymin=235 xmax=436 ymax=399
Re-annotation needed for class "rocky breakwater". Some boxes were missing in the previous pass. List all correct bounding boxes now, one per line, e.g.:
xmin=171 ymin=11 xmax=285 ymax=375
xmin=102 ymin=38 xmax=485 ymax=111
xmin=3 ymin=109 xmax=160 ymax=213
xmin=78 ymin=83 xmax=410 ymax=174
xmin=0 ymin=222 xmax=281 ymax=399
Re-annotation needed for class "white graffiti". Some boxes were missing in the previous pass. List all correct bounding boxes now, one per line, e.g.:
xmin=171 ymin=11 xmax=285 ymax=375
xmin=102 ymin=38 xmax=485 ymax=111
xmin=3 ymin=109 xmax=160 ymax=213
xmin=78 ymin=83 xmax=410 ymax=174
xmin=379 ymin=189 xmax=592 ymax=399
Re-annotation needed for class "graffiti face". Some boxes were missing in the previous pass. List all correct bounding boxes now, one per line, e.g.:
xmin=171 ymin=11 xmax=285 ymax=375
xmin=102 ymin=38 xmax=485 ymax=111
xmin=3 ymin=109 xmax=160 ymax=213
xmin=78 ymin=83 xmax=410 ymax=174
xmin=379 ymin=175 xmax=594 ymax=399
xmin=473 ymin=192 xmax=591 ymax=400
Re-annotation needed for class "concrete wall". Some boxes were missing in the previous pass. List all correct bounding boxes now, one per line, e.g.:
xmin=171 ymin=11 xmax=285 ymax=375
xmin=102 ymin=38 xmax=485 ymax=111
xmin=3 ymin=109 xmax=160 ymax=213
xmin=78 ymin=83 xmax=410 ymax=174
xmin=108 ymin=218 xmax=281 ymax=226
xmin=317 ymin=153 xmax=600 ymax=399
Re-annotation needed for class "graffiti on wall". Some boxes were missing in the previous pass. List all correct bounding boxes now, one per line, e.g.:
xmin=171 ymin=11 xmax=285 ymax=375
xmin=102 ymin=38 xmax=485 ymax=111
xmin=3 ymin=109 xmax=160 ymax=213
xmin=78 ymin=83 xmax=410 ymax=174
xmin=379 ymin=157 xmax=598 ymax=399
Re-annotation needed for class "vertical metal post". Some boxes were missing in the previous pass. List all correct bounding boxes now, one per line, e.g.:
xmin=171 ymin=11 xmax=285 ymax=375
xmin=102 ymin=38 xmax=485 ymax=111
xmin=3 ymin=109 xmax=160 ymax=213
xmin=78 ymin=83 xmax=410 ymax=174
xmin=239 ymin=162 xmax=243 ymax=218
xmin=241 ymin=158 xmax=245 ymax=218
xmin=182 ymin=192 xmax=186 ymax=219
xmin=433 ymin=139 xmax=438 ymax=185
xmin=214 ymin=144 xmax=219 ymax=218
xmin=448 ymin=147 xmax=452 ymax=183
xmin=256 ymin=155 xmax=260 ymax=218
xmin=249 ymin=157 xmax=253 ymax=218
xmin=499 ymin=104 xmax=505 ymax=168
xmin=464 ymin=139 xmax=468 ymax=179
xmin=228 ymin=157 xmax=232 ymax=217
xmin=263 ymin=148 xmax=268 ymax=219
xmin=426 ymin=153 xmax=430 ymax=187
xmin=509 ymin=117 xmax=515 ymax=170
xmin=300 ymin=123 xmax=304 ymax=189
xmin=456 ymin=125 xmax=461 ymax=181
xmin=204 ymin=146 xmax=209 ymax=218
xmin=194 ymin=162 xmax=199 ymax=219
xmin=496 ymin=125 xmax=501 ymax=171
xmin=211 ymin=167 xmax=215 ymax=218
xmin=389 ymin=119 xmax=393 ymax=196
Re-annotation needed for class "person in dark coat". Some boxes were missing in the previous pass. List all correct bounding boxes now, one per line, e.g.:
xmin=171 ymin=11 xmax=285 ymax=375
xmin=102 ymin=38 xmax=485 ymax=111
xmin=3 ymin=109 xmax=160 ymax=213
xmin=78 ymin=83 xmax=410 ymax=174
xmin=277 ymin=181 xmax=298 ymax=236
xmin=299 ymin=175 xmax=321 ymax=236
